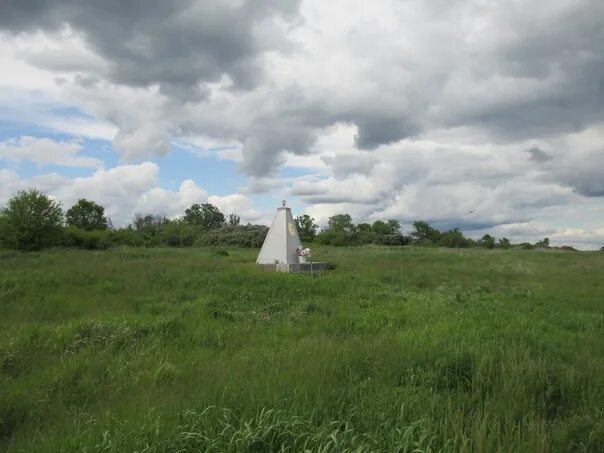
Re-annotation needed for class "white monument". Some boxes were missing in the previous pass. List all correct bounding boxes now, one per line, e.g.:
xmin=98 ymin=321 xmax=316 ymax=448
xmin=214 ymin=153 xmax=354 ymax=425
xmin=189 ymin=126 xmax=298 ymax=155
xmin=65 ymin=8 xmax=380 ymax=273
xmin=257 ymin=201 xmax=328 ymax=273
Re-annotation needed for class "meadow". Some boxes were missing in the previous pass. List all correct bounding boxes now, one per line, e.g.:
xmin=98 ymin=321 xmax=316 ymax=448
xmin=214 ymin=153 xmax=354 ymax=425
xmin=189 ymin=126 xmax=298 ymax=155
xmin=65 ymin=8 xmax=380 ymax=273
xmin=1 ymin=246 xmax=603 ymax=452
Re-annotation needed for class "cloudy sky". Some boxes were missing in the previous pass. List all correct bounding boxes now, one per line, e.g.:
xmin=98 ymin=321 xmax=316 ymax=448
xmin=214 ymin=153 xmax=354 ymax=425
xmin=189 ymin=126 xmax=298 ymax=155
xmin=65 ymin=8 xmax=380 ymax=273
xmin=1 ymin=0 xmax=603 ymax=248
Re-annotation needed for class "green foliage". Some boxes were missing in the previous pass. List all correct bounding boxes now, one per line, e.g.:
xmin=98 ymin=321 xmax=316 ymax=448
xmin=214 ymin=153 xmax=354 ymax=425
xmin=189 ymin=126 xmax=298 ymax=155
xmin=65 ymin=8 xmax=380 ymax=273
xmin=372 ymin=233 xmax=411 ymax=246
xmin=65 ymin=199 xmax=108 ymax=231
xmin=2 ymin=189 xmax=64 ymax=251
xmin=535 ymin=237 xmax=550 ymax=248
xmin=328 ymin=214 xmax=356 ymax=236
xmin=183 ymin=203 xmax=225 ymax=229
xmin=371 ymin=220 xmax=391 ymax=235
xmin=195 ymin=224 xmax=268 ymax=248
xmin=479 ymin=234 xmax=495 ymax=249
xmin=132 ymin=213 xmax=169 ymax=235
xmin=294 ymin=214 xmax=318 ymax=242
xmin=498 ymin=237 xmax=511 ymax=249
xmin=1 ymin=247 xmax=603 ymax=451
xmin=227 ymin=213 xmax=240 ymax=227
xmin=438 ymin=228 xmax=469 ymax=248
xmin=0 ymin=212 xmax=9 ymax=248
xmin=372 ymin=219 xmax=401 ymax=235
xmin=411 ymin=221 xmax=441 ymax=243
xmin=63 ymin=227 xmax=111 ymax=250
xmin=316 ymin=214 xmax=357 ymax=246
xmin=356 ymin=223 xmax=376 ymax=244
xmin=315 ymin=229 xmax=350 ymax=246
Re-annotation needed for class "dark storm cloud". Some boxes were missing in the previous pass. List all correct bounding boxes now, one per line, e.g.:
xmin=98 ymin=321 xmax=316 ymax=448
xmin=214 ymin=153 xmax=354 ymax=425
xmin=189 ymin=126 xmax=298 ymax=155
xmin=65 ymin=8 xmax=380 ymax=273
xmin=447 ymin=0 xmax=604 ymax=140
xmin=553 ymin=149 xmax=604 ymax=197
xmin=526 ymin=147 xmax=552 ymax=163
xmin=352 ymin=115 xmax=419 ymax=150
xmin=0 ymin=0 xmax=300 ymax=99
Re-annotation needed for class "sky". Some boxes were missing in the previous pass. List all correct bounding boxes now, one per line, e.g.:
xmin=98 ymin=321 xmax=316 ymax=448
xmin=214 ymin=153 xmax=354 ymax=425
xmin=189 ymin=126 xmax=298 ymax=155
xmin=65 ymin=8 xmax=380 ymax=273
xmin=0 ymin=0 xmax=603 ymax=249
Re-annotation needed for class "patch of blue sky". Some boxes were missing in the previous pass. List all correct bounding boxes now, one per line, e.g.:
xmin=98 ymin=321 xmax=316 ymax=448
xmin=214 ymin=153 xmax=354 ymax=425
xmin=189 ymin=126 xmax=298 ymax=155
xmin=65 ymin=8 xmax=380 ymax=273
xmin=46 ymin=105 xmax=97 ymax=120
xmin=155 ymin=145 xmax=245 ymax=195
xmin=0 ymin=119 xmax=116 ymax=178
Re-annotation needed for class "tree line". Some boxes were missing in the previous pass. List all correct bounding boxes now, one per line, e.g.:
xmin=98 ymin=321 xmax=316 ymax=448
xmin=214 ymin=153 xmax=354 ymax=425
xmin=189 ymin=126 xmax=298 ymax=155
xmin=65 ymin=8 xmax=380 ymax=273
xmin=0 ymin=189 xmax=268 ymax=251
xmin=0 ymin=189 xmax=587 ymax=252
xmin=297 ymin=214 xmax=557 ymax=250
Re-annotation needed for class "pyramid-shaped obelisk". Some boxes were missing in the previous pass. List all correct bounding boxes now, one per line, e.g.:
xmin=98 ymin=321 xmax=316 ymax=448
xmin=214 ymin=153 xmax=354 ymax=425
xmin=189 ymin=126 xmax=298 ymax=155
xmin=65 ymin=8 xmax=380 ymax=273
xmin=257 ymin=202 xmax=302 ymax=264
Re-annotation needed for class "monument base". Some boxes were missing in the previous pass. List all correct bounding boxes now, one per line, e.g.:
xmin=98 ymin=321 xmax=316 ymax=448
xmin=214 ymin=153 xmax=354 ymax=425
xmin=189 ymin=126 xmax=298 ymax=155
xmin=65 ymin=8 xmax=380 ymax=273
xmin=258 ymin=262 xmax=330 ymax=273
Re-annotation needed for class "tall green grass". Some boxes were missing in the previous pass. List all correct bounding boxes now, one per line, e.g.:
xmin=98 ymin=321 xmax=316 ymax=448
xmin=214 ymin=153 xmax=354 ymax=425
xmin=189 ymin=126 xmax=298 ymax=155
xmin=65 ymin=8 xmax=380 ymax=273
xmin=1 ymin=246 xmax=603 ymax=451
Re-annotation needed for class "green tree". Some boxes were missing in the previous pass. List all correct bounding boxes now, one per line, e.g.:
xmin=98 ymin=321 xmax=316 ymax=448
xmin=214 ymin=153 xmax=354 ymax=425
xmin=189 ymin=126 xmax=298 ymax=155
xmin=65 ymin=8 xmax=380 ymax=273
xmin=498 ymin=237 xmax=511 ymax=249
xmin=479 ymin=234 xmax=495 ymax=249
xmin=0 ymin=211 xmax=9 ymax=248
xmin=387 ymin=219 xmax=401 ymax=234
xmin=535 ymin=237 xmax=550 ymax=248
xmin=183 ymin=203 xmax=225 ymax=229
xmin=66 ymin=199 xmax=108 ymax=231
xmin=371 ymin=220 xmax=391 ymax=235
xmin=438 ymin=228 xmax=469 ymax=248
xmin=327 ymin=214 xmax=355 ymax=237
xmin=133 ymin=213 xmax=169 ymax=235
xmin=2 ymin=189 xmax=64 ymax=251
xmin=227 ymin=213 xmax=241 ymax=227
xmin=411 ymin=221 xmax=441 ymax=242
xmin=294 ymin=214 xmax=318 ymax=242
xmin=356 ymin=223 xmax=375 ymax=244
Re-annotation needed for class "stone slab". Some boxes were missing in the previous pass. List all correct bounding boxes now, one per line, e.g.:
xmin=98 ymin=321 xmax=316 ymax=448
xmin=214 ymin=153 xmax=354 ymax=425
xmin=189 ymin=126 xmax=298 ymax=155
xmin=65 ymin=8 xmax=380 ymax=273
xmin=258 ymin=262 xmax=330 ymax=273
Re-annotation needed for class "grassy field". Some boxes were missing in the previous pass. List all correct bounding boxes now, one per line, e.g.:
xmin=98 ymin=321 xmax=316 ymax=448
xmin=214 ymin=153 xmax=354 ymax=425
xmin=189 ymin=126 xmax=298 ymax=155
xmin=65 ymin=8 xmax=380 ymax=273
xmin=1 ymin=246 xmax=603 ymax=452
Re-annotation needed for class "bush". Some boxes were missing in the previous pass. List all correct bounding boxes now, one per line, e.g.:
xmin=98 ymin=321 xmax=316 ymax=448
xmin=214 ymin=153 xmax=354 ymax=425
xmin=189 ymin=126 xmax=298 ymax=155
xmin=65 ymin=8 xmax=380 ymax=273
xmin=373 ymin=234 xmax=411 ymax=246
xmin=498 ymin=238 xmax=511 ymax=249
xmin=315 ymin=230 xmax=350 ymax=246
xmin=158 ymin=223 xmax=199 ymax=247
xmin=63 ymin=227 xmax=111 ymax=250
xmin=195 ymin=225 xmax=268 ymax=248
xmin=479 ymin=234 xmax=495 ymax=249
xmin=0 ymin=214 xmax=9 ymax=248
xmin=438 ymin=229 xmax=469 ymax=248
xmin=109 ymin=228 xmax=146 ymax=247
xmin=559 ymin=246 xmax=577 ymax=251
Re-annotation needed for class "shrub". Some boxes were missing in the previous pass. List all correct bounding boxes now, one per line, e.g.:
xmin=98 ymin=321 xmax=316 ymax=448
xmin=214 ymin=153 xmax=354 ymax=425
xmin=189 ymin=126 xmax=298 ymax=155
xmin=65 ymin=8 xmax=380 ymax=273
xmin=2 ymin=189 xmax=64 ymax=251
xmin=498 ymin=237 xmax=511 ymax=249
xmin=315 ymin=230 xmax=350 ymax=246
xmin=0 ymin=213 xmax=9 ymax=248
xmin=110 ymin=228 xmax=145 ymax=247
xmin=158 ymin=223 xmax=199 ymax=247
xmin=478 ymin=234 xmax=495 ymax=249
xmin=373 ymin=234 xmax=411 ymax=246
xmin=63 ymin=227 xmax=111 ymax=250
xmin=195 ymin=225 xmax=268 ymax=248
xmin=535 ymin=237 xmax=550 ymax=248
xmin=438 ymin=229 xmax=469 ymax=248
